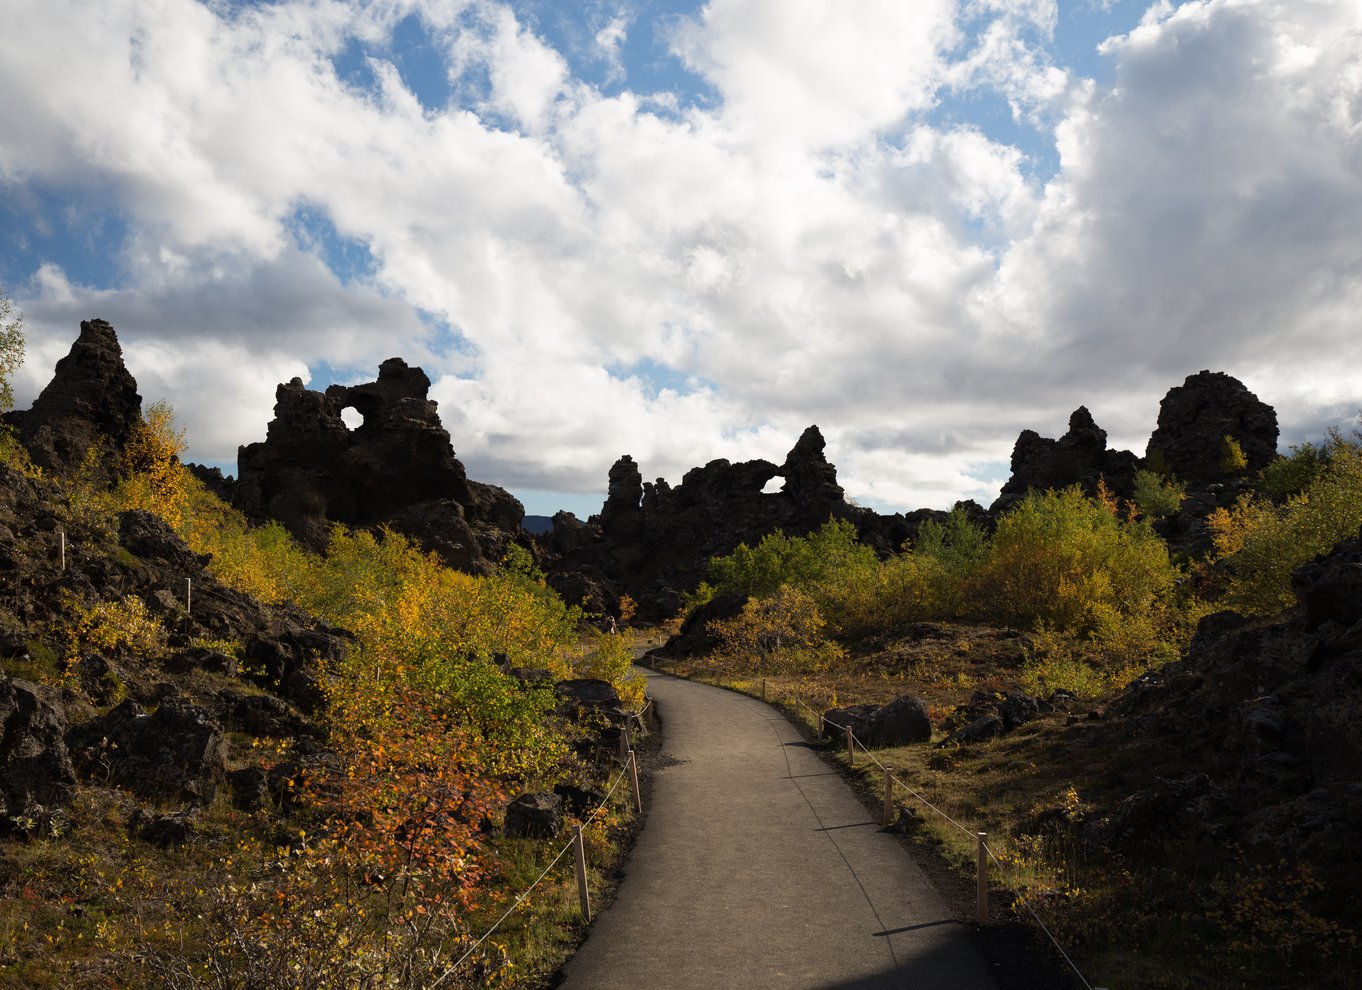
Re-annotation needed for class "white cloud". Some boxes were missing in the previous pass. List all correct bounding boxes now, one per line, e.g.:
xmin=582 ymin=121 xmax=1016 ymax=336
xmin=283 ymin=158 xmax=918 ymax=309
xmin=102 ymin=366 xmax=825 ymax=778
xmin=4 ymin=0 xmax=1362 ymax=516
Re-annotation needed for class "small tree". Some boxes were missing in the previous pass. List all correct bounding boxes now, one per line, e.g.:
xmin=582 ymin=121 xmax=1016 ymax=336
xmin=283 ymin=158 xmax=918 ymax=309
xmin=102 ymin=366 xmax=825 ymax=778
xmin=0 ymin=286 xmax=23 ymax=414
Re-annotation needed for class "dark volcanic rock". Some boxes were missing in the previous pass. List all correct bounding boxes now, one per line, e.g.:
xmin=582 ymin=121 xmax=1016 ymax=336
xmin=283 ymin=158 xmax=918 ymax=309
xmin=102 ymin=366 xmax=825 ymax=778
xmin=1290 ymin=529 xmax=1362 ymax=629
xmin=0 ymin=678 xmax=77 ymax=828
xmin=504 ymin=791 xmax=563 ymax=838
xmin=859 ymin=695 xmax=933 ymax=746
xmin=992 ymin=406 xmax=1139 ymax=512
xmin=13 ymin=319 xmax=142 ymax=479
xmin=821 ymin=704 xmax=877 ymax=740
xmin=66 ymin=696 xmax=227 ymax=804
xmin=235 ymin=360 xmax=523 ymax=571
xmin=547 ymin=425 xmax=910 ymax=618
xmin=940 ymin=714 xmax=1006 ymax=747
xmin=1146 ymin=370 xmax=1278 ymax=484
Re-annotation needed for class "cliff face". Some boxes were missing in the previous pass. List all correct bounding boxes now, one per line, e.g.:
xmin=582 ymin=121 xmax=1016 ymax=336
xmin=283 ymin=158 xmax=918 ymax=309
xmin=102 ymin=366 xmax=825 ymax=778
xmin=234 ymin=359 xmax=524 ymax=573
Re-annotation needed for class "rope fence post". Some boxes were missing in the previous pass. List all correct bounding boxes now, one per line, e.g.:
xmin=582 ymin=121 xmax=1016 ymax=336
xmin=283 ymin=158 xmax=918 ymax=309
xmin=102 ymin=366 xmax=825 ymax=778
xmin=976 ymin=832 xmax=988 ymax=925
xmin=58 ymin=530 xmax=66 ymax=573
xmin=760 ymin=677 xmax=766 ymax=701
xmin=618 ymin=721 xmax=631 ymax=759
xmin=185 ymin=577 xmax=192 ymax=615
xmin=845 ymin=725 xmax=855 ymax=766
xmin=573 ymin=824 xmax=591 ymax=923
xmin=628 ymin=750 xmax=642 ymax=812
xmin=883 ymin=769 xmax=894 ymax=826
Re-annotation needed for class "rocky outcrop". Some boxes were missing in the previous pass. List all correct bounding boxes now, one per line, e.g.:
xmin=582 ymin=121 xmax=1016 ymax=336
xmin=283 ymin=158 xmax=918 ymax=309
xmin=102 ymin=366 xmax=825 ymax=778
xmin=8 ymin=319 xmax=141 ymax=479
xmin=1083 ymin=527 xmax=1362 ymax=881
xmin=992 ymin=407 xmax=1139 ymax=513
xmin=547 ymin=426 xmax=912 ymax=619
xmin=235 ymin=359 xmax=524 ymax=573
xmin=1146 ymin=371 xmax=1278 ymax=484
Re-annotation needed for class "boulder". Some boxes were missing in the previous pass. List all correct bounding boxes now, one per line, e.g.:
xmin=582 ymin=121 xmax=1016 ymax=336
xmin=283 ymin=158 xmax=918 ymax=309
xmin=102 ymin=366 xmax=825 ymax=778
xmin=66 ymin=696 xmax=227 ymax=804
xmin=130 ymin=808 xmax=197 ymax=848
xmin=859 ymin=695 xmax=932 ymax=746
xmin=1145 ymin=370 xmax=1278 ymax=484
xmin=504 ymin=791 xmax=563 ymax=838
xmin=939 ymin=714 xmax=1005 ymax=747
xmin=821 ymin=704 xmax=877 ymax=741
xmin=0 ymin=678 xmax=77 ymax=829
xmin=556 ymin=679 xmax=628 ymax=723
xmin=553 ymin=783 xmax=606 ymax=817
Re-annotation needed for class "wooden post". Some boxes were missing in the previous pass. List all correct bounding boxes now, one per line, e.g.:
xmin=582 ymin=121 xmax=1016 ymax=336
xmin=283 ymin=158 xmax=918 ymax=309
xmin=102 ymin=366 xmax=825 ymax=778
xmin=185 ymin=577 xmax=192 ymax=615
xmin=58 ymin=530 xmax=66 ymax=573
xmin=845 ymin=725 xmax=855 ymax=766
xmin=573 ymin=825 xmax=591 ymax=923
xmin=760 ymin=678 xmax=766 ymax=701
xmin=618 ymin=722 xmax=631 ymax=759
xmin=883 ymin=769 xmax=894 ymax=826
xmin=628 ymin=751 xmax=642 ymax=812
xmin=976 ymin=832 xmax=988 ymax=925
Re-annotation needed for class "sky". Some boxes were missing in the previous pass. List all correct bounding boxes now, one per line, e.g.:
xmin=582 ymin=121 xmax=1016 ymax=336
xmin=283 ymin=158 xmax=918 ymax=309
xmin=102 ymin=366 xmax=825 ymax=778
xmin=2 ymin=0 xmax=1360 ymax=519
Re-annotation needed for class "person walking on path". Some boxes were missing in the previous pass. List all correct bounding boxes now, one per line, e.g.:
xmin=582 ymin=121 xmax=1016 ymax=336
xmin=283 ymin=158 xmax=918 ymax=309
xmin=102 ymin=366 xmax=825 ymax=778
xmin=558 ymin=667 xmax=1000 ymax=990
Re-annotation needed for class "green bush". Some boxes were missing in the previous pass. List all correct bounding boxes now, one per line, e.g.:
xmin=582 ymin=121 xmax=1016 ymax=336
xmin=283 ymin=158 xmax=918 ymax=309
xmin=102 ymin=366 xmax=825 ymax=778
xmin=964 ymin=487 xmax=1179 ymax=644
xmin=1133 ymin=468 xmax=1185 ymax=519
xmin=1258 ymin=442 xmax=1325 ymax=501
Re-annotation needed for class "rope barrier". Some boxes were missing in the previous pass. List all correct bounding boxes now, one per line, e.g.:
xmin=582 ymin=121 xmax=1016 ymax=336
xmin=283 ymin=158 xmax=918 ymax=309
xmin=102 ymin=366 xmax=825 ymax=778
xmin=783 ymin=690 xmax=1099 ymax=990
xmin=984 ymin=843 xmax=1096 ymax=990
xmin=429 ymin=837 xmax=575 ymax=988
xmin=429 ymin=750 xmax=637 ymax=986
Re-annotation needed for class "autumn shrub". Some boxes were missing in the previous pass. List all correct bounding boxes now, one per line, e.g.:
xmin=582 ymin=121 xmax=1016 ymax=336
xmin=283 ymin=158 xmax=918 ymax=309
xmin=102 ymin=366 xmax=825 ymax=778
xmin=112 ymin=401 xmax=189 ymax=527
xmin=706 ymin=519 xmax=878 ymax=600
xmin=1208 ymin=432 xmax=1362 ymax=614
xmin=707 ymin=585 xmax=846 ymax=675
xmin=964 ymin=487 xmax=1180 ymax=652
xmin=151 ymin=692 xmax=509 ymax=990
xmin=571 ymin=629 xmax=647 ymax=709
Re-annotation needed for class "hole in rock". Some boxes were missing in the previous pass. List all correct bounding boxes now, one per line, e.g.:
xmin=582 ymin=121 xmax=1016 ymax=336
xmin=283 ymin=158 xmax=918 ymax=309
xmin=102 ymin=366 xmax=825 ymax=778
xmin=761 ymin=476 xmax=784 ymax=495
xmin=340 ymin=407 xmax=363 ymax=431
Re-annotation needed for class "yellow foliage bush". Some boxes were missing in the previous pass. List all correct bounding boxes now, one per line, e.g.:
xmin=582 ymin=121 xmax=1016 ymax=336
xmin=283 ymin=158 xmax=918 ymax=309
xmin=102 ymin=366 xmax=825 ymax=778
xmin=1208 ymin=432 xmax=1362 ymax=614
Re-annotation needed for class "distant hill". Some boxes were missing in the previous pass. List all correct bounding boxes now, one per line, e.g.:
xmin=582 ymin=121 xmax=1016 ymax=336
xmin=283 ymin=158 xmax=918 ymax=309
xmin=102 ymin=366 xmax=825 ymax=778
xmin=523 ymin=514 xmax=555 ymax=535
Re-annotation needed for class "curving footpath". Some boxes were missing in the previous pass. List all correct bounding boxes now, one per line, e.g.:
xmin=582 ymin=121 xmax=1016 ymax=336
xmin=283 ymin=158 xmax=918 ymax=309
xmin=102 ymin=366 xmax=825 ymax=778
xmin=557 ymin=668 xmax=1001 ymax=990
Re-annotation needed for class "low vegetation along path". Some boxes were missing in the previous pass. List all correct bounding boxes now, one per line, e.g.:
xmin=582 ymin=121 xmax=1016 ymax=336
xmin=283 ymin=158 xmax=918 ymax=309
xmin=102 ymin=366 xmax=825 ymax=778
xmin=558 ymin=667 xmax=1000 ymax=990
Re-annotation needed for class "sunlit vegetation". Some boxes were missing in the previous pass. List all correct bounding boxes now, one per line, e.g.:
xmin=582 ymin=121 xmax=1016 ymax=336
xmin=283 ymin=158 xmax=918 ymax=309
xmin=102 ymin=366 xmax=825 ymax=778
xmin=2 ymin=402 xmax=643 ymax=988
xmin=695 ymin=488 xmax=1190 ymax=693
xmin=662 ymin=432 xmax=1362 ymax=990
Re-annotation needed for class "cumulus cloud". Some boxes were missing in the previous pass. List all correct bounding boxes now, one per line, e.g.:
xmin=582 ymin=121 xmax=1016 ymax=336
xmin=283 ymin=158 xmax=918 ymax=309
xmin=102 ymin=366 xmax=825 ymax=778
xmin=4 ymin=0 xmax=1362 ymax=515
